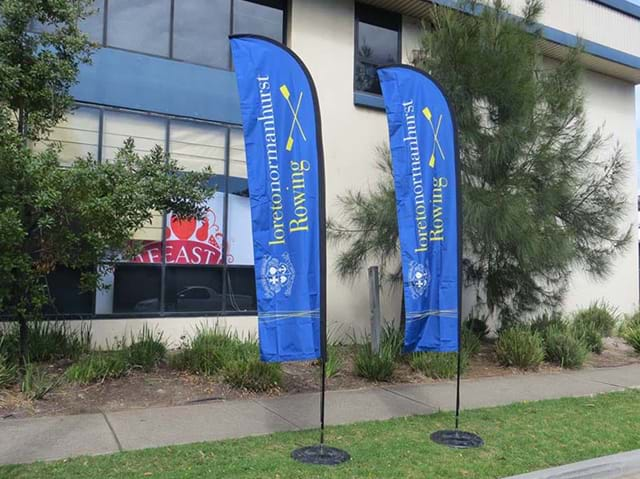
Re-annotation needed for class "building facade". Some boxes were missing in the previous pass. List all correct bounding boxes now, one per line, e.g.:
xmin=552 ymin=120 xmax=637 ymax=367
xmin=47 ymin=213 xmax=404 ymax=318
xmin=45 ymin=0 xmax=640 ymax=345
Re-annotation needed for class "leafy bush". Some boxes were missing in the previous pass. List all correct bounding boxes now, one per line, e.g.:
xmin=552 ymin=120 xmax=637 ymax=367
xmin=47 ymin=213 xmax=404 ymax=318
xmin=127 ymin=325 xmax=166 ymax=371
xmin=0 ymin=321 xmax=91 ymax=363
xmin=171 ymin=326 xmax=246 ymax=376
xmin=571 ymin=319 xmax=603 ymax=354
xmin=354 ymin=343 xmax=396 ymax=382
xmin=353 ymin=323 xmax=404 ymax=382
xmin=461 ymin=326 xmax=481 ymax=357
xmin=66 ymin=351 xmax=128 ymax=384
xmin=380 ymin=323 xmax=404 ymax=360
xmin=410 ymin=350 xmax=469 ymax=379
xmin=0 ymin=354 xmax=17 ymax=388
xmin=619 ymin=311 xmax=640 ymax=337
xmin=495 ymin=327 xmax=545 ymax=370
xmin=543 ymin=325 xmax=589 ymax=369
xmin=623 ymin=325 xmax=640 ymax=354
xmin=222 ymin=359 xmax=282 ymax=392
xmin=324 ymin=345 xmax=343 ymax=379
xmin=463 ymin=312 xmax=489 ymax=340
xmin=529 ymin=311 xmax=565 ymax=336
xmin=20 ymin=363 xmax=60 ymax=400
xmin=573 ymin=302 xmax=617 ymax=337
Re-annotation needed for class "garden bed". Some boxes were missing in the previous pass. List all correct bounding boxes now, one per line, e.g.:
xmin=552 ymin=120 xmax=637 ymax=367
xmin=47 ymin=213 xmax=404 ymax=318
xmin=1 ymin=337 xmax=637 ymax=420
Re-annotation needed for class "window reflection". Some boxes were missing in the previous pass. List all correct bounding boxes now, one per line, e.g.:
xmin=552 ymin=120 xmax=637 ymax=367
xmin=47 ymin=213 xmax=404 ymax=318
xmin=173 ymin=0 xmax=230 ymax=68
xmin=354 ymin=4 xmax=400 ymax=95
xmin=107 ymin=0 xmax=171 ymax=57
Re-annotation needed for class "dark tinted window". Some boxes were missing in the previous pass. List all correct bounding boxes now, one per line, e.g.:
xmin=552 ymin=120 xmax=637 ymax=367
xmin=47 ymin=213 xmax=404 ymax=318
xmin=233 ymin=0 xmax=285 ymax=42
xmin=107 ymin=0 xmax=171 ymax=56
xmin=165 ymin=266 xmax=224 ymax=312
xmin=355 ymin=4 xmax=401 ymax=95
xmin=113 ymin=265 xmax=162 ymax=313
xmin=225 ymin=267 xmax=257 ymax=312
xmin=173 ymin=0 xmax=231 ymax=68
xmin=45 ymin=267 xmax=94 ymax=315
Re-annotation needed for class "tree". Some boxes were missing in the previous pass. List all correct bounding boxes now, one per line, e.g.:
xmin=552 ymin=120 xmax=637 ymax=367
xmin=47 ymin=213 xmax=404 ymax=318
xmin=330 ymin=0 xmax=630 ymax=326
xmin=0 ymin=0 xmax=213 ymax=362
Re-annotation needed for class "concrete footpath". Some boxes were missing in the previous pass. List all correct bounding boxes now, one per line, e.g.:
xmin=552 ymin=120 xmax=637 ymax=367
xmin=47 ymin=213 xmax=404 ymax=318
xmin=1 ymin=364 xmax=639 ymax=466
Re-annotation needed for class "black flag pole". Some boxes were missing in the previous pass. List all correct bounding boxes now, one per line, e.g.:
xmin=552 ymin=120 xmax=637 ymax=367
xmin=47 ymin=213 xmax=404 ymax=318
xmin=429 ymin=68 xmax=483 ymax=448
xmin=283 ymin=37 xmax=349 ymax=466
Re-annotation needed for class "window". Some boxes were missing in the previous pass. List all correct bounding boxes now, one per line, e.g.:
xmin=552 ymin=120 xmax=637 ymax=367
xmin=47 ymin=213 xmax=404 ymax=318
xmin=354 ymin=3 xmax=401 ymax=95
xmin=76 ymin=0 xmax=286 ymax=68
xmin=34 ymin=106 xmax=100 ymax=166
xmin=173 ymin=0 xmax=231 ymax=68
xmin=46 ymin=105 xmax=257 ymax=317
xmin=107 ymin=0 xmax=172 ymax=57
xmin=233 ymin=0 xmax=285 ymax=43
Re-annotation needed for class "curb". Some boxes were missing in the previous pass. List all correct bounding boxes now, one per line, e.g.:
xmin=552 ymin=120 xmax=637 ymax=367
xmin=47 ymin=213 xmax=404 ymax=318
xmin=502 ymin=449 xmax=640 ymax=479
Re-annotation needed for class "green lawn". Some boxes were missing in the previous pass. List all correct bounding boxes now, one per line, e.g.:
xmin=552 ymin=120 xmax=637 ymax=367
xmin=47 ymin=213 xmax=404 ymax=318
xmin=3 ymin=390 xmax=640 ymax=479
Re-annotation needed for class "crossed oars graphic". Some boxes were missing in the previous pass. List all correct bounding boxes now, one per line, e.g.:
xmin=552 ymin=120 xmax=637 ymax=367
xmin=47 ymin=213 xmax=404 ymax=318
xmin=280 ymin=85 xmax=307 ymax=151
xmin=422 ymin=107 xmax=445 ymax=168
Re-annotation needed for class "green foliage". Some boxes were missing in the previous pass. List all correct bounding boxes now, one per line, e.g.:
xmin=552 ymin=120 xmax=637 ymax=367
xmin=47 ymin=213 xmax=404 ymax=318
xmin=65 ymin=351 xmax=128 ymax=384
xmin=0 ymin=321 xmax=91 ymax=363
xmin=20 ymin=363 xmax=60 ymax=399
xmin=0 ymin=351 xmax=17 ymax=388
xmin=622 ymin=325 xmax=640 ymax=354
xmin=0 ymin=0 xmax=214 ymax=363
xmin=0 ymin=0 xmax=96 ymax=140
xmin=496 ymin=327 xmax=545 ymax=370
xmin=543 ymin=325 xmax=589 ymax=369
xmin=410 ymin=350 xmax=469 ymax=379
xmin=570 ymin=319 xmax=604 ymax=354
xmin=222 ymin=359 xmax=282 ymax=392
xmin=324 ymin=345 xmax=343 ymax=379
xmin=331 ymin=0 xmax=630 ymax=322
xmin=354 ymin=342 xmax=396 ymax=382
xmin=127 ymin=326 xmax=166 ymax=372
xmin=328 ymin=148 xmax=400 ymax=283
xmin=461 ymin=324 xmax=481 ymax=357
xmin=172 ymin=326 xmax=243 ymax=376
xmin=463 ymin=312 xmax=490 ymax=340
xmin=529 ymin=311 xmax=565 ymax=336
xmin=573 ymin=302 xmax=617 ymax=337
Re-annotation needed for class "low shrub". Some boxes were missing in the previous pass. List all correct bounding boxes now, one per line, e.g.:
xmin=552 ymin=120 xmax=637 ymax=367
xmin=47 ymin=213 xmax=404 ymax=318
xmin=128 ymin=325 xmax=167 ymax=371
xmin=0 ymin=354 xmax=17 ymax=389
xmin=21 ymin=363 xmax=60 ymax=400
xmin=543 ymin=325 xmax=589 ymax=369
xmin=573 ymin=302 xmax=617 ymax=337
xmin=324 ymin=345 xmax=343 ymax=379
xmin=529 ymin=311 xmax=565 ymax=336
xmin=620 ymin=311 xmax=640 ymax=337
xmin=495 ymin=327 xmax=545 ymax=370
xmin=222 ymin=359 xmax=282 ymax=392
xmin=380 ymin=323 xmax=404 ymax=360
xmin=463 ymin=312 xmax=489 ymax=340
xmin=171 ymin=326 xmax=245 ymax=376
xmin=410 ymin=350 xmax=469 ymax=379
xmin=354 ymin=344 xmax=396 ymax=381
xmin=571 ymin=319 xmax=604 ymax=354
xmin=0 ymin=321 xmax=91 ymax=363
xmin=623 ymin=325 xmax=640 ymax=354
xmin=66 ymin=351 xmax=128 ymax=384
xmin=461 ymin=326 xmax=481 ymax=357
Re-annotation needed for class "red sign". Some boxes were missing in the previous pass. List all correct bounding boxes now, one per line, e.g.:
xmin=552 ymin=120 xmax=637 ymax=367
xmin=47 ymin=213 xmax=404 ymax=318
xmin=133 ymin=208 xmax=229 ymax=265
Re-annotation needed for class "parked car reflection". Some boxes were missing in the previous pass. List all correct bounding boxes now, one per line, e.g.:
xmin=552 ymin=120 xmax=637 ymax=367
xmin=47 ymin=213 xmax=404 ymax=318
xmin=134 ymin=286 xmax=254 ymax=313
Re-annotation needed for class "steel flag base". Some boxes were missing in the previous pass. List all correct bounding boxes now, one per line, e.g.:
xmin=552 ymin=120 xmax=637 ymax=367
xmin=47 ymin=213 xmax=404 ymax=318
xmin=430 ymin=430 xmax=484 ymax=449
xmin=291 ymin=445 xmax=350 ymax=465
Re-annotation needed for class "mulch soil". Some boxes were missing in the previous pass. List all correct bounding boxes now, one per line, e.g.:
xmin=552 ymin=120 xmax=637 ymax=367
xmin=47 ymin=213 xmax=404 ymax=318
xmin=1 ymin=337 xmax=637 ymax=419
